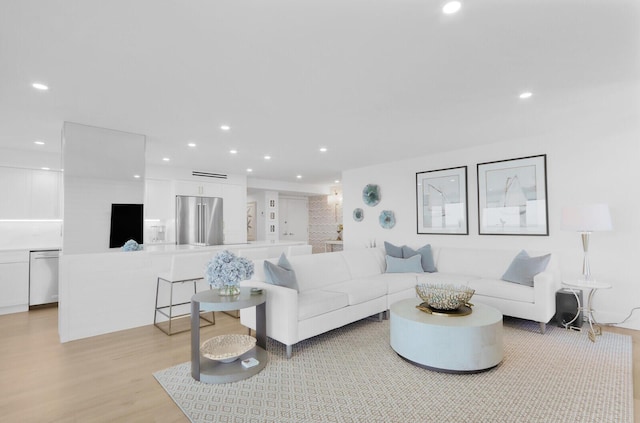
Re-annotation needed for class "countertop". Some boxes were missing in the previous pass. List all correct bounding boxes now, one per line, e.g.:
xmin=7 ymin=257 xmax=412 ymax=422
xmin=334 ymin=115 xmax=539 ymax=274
xmin=1 ymin=241 xmax=304 ymax=256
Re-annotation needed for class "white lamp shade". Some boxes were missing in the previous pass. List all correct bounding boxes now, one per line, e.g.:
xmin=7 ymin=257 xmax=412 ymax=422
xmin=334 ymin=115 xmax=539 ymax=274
xmin=561 ymin=204 xmax=613 ymax=232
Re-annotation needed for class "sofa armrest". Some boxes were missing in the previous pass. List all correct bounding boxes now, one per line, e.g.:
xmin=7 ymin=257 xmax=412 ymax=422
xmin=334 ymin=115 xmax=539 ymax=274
xmin=533 ymin=271 xmax=558 ymax=320
xmin=239 ymin=280 xmax=300 ymax=346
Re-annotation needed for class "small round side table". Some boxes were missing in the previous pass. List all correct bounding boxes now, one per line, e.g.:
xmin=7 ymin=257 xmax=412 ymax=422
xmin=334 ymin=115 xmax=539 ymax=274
xmin=191 ymin=288 xmax=267 ymax=383
xmin=562 ymin=280 xmax=612 ymax=342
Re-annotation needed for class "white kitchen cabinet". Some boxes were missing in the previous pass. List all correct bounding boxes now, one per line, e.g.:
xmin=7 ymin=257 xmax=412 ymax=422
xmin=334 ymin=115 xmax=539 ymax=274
xmin=222 ymin=184 xmax=247 ymax=244
xmin=30 ymin=170 xmax=61 ymax=219
xmin=174 ymin=180 xmax=223 ymax=198
xmin=0 ymin=250 xmax=29 ymax=315
xmin=0 ymin=168 xmax=30 ymax=219
xmin=0 ymin=167 xmax=61 ymax=220
xmin=145 ymin=179 xmax=173 ymax=220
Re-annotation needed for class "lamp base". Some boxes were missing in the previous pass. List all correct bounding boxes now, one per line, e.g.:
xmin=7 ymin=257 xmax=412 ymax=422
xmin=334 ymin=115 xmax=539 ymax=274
xmin=581 ymin=232 xmax=591 ymax=280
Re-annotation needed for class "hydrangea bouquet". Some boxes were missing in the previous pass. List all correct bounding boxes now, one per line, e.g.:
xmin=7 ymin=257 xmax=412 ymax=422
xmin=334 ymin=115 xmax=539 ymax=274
xmin=205 ymin=250 xmax=254 ymax=296
xmin=121 ymin=239 xmax=142 ymax=251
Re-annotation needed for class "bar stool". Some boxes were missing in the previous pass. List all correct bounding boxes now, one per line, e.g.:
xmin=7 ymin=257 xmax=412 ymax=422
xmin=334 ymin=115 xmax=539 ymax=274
xmin=154 ymin=252 xmax=215 ymax=335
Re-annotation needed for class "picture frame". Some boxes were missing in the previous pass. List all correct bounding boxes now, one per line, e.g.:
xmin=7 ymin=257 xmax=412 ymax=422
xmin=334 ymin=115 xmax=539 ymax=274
xmin=246 ymin=201 xmax=257 ymax=241
xmin=477 ymin=154 xmax=548 ymax=236
xmin=416 ymin=166 xmax=468 ymax=235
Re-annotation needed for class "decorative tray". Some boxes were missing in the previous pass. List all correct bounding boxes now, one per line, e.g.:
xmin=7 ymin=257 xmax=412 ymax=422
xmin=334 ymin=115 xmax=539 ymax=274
xmin=201 ymin=334 xmax=256 ymax=363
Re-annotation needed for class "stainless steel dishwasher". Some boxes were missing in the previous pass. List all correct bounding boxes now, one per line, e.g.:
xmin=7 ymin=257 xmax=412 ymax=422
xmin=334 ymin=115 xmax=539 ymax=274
xmin=29 ymin=250 xmax=60 ymax=306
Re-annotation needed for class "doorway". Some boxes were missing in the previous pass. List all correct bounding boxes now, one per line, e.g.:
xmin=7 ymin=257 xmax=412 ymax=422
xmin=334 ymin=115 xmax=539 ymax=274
xmin=279 ymin=196 xmax=309 ymax=243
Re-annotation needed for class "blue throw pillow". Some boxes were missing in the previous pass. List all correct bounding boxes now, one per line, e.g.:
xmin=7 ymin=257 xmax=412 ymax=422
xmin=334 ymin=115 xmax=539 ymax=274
xmin=402 ymin=244 xmax=437 ymax=273
xmin=501 ymin=250 xmax=551 ymax=287
xmin=264 ymin=253 xmax=299 ymax=291
xmin=385 ymin=254 xmax=424 ymax=273
xmin=384 ymin=241 xmax=404 ymax=258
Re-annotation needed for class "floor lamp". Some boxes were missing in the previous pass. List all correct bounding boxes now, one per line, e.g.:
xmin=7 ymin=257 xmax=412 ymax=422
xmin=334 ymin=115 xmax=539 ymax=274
xmin=561 ymin=204 xmax=613 ymax=281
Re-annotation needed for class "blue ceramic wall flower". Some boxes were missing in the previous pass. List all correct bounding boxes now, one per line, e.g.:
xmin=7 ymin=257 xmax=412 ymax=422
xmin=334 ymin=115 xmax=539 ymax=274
xmin=353 ymin=208 xmax=364 ymax=222
xmin=379 ymin=210 xmax=396 ymax=229
xmin=121 ymin=239 xmax=142 ymax=251
xmin=362 ymin=184 xmax=380 ymax=207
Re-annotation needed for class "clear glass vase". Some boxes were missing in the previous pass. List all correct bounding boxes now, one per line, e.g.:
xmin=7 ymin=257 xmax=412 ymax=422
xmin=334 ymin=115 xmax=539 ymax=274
xmin=218 ymin=285 xmax=241 ymax=296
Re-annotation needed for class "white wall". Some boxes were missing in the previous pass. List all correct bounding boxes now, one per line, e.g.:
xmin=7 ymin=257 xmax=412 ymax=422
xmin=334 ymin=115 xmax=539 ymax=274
xmin=62 ymin=123 xmax=146 ymax=254
xmin=343 ymin=121 xmax=640 ymax=330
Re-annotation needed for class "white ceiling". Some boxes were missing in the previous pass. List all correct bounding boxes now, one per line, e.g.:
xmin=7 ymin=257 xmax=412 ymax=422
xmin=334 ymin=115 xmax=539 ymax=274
xmin=1 ymin=0 xmax=638 ymax=184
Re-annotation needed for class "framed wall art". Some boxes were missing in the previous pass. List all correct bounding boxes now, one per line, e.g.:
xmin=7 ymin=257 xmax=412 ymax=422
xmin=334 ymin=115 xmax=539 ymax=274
xmin=416 ymin=166 xmax=468 ymax=235
xmin=477 ymin=154 xmax=548 ymax=236
xmin=246 ymin=201 xmax=257 ymax=241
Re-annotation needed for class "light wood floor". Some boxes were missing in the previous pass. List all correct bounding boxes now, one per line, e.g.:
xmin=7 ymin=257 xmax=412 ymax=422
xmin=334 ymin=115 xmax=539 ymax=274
xmin=0 ymin=308 xmax=637 ymax=423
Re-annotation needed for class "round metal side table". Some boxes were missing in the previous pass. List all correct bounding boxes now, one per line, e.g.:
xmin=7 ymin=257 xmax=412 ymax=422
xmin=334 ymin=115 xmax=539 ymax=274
xmin=562 ymin=280 xmax=612 ymax=342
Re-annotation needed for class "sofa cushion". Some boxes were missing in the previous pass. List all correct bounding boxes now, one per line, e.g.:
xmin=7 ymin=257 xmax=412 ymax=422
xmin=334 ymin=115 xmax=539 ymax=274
xmin=385 ymin=254 xmax=424 ymax=273
xmin=341 ymin=249 xmax=385 ymax=279
xmin=402 ymin=244 xmax=437 ymax=273
xmin=287 ymin=252 xmax=352 ymax=292
xmin=323 ymin=277 xmax=388 ymax=306
xmin=264 ymin=253 xmax=298 ymax=291
xmin=501 ymin=250 xmax=551 ymax=287
xmin=384 ymin=241 xmax=405 ymax=258
xmin=298 ymin=289 xmax=349 ymax=320
xmin=468 ymin=278 xmax=535 ymax=303
xmin=418 ymin=273 xmax=479 ymax=285
xmin=376 ymin=273 xmax=421 ymax=294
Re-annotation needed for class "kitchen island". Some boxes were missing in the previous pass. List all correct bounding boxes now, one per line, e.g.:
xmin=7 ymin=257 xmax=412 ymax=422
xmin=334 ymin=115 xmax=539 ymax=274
xmin=58 ymin=241 xmax=303 ymax=342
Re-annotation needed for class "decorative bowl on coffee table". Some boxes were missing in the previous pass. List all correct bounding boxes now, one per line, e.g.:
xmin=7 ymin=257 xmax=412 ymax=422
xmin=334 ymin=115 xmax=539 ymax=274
xmin=415 ymin=283 xmax=475 ymax=311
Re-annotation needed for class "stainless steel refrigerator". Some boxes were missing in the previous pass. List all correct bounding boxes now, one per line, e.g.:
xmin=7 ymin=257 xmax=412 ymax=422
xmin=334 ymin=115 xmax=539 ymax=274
xmin=176 ymin=196 xmax=224 ymax=246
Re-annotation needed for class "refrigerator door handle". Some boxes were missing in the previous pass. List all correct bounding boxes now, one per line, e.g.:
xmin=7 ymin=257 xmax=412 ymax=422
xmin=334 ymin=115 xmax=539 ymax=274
xmin=198 ymin=203 xmax=202 ymax=244
xmin=201 ymin=203 xmax=207 ymax=245
xmin=200 ymin=203 xmax=204 ymax=244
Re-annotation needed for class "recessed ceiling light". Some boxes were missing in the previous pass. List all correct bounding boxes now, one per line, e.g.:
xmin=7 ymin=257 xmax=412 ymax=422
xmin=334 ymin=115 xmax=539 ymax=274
xmin=32 ymin=82 xmax=49 ymax=90
xmin=264 ymin=155 xmax=271 ymax=160
xmin=246 ymin=168 xmax=253 ymax=173
xmin=187 ymin=142 xmax=196 ymax=147
xmin=133 ymin=174 xmax=141 ymax=179
xmin=230 ymin=149 xmax=238 ymax=154
xmin=334 ymin=180 xmax=340 ymax=184
xmin=220 ymin=125 xmax=231 ymax=131
xmin=34 ymin=140 xmax=45 ymax=145
xmin=162 ymin=157 xmax=170 ymax=162
xmin=41 ymin=167 xmax=50 ymax=171
xmin=519 ymin=92 xmax=533 ymax=99
xmin=296 ymin=175 xmax=302 ymax=179
xmin=442 ymin=1 xmax=462 ymax=15
xmin=319 ymin=147 xmax=328 ymax=153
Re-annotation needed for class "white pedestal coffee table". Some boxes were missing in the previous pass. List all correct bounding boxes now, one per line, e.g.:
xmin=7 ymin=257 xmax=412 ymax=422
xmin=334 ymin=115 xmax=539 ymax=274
xmin=390 ymin=298 xmax=503 ymax=373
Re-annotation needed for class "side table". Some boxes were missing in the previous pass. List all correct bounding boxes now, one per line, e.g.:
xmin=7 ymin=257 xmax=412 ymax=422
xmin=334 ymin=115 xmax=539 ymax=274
xmin=191 ymin=288 xmax=267 ymax=383
xmin=562 ymin=280 xmax=612 ymax=342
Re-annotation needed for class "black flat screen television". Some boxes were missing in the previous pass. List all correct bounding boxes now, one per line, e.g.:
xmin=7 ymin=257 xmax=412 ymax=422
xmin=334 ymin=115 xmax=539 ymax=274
xmin=109 ymin=203 xmax=144 ymax=248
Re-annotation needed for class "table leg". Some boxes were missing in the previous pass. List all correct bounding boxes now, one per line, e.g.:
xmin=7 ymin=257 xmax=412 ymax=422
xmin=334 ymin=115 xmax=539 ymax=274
xmin=255 ymin=302 xmax=267 ymax=349
xmin=563 ymin=289 xmax=582 ymax=330
xmin=585 ymin=288 xmax=603 ymax=342
xmin=191 ymin=300 xmax=201 ymax=380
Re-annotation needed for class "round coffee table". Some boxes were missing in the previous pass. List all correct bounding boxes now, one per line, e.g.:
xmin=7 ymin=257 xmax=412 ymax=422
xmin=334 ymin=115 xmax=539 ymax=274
xmin=390 ymin=298 xmax=503 ymax=373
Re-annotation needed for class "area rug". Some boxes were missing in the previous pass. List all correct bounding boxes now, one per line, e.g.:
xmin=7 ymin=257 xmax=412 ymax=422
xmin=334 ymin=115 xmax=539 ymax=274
xmin=153 ymin=318 xmax=633 ymax=423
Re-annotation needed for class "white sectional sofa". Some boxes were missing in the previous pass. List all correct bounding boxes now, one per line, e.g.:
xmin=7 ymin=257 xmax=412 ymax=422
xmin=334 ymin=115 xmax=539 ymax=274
xmin=240 ymin=246 xmax=558 ymax=358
